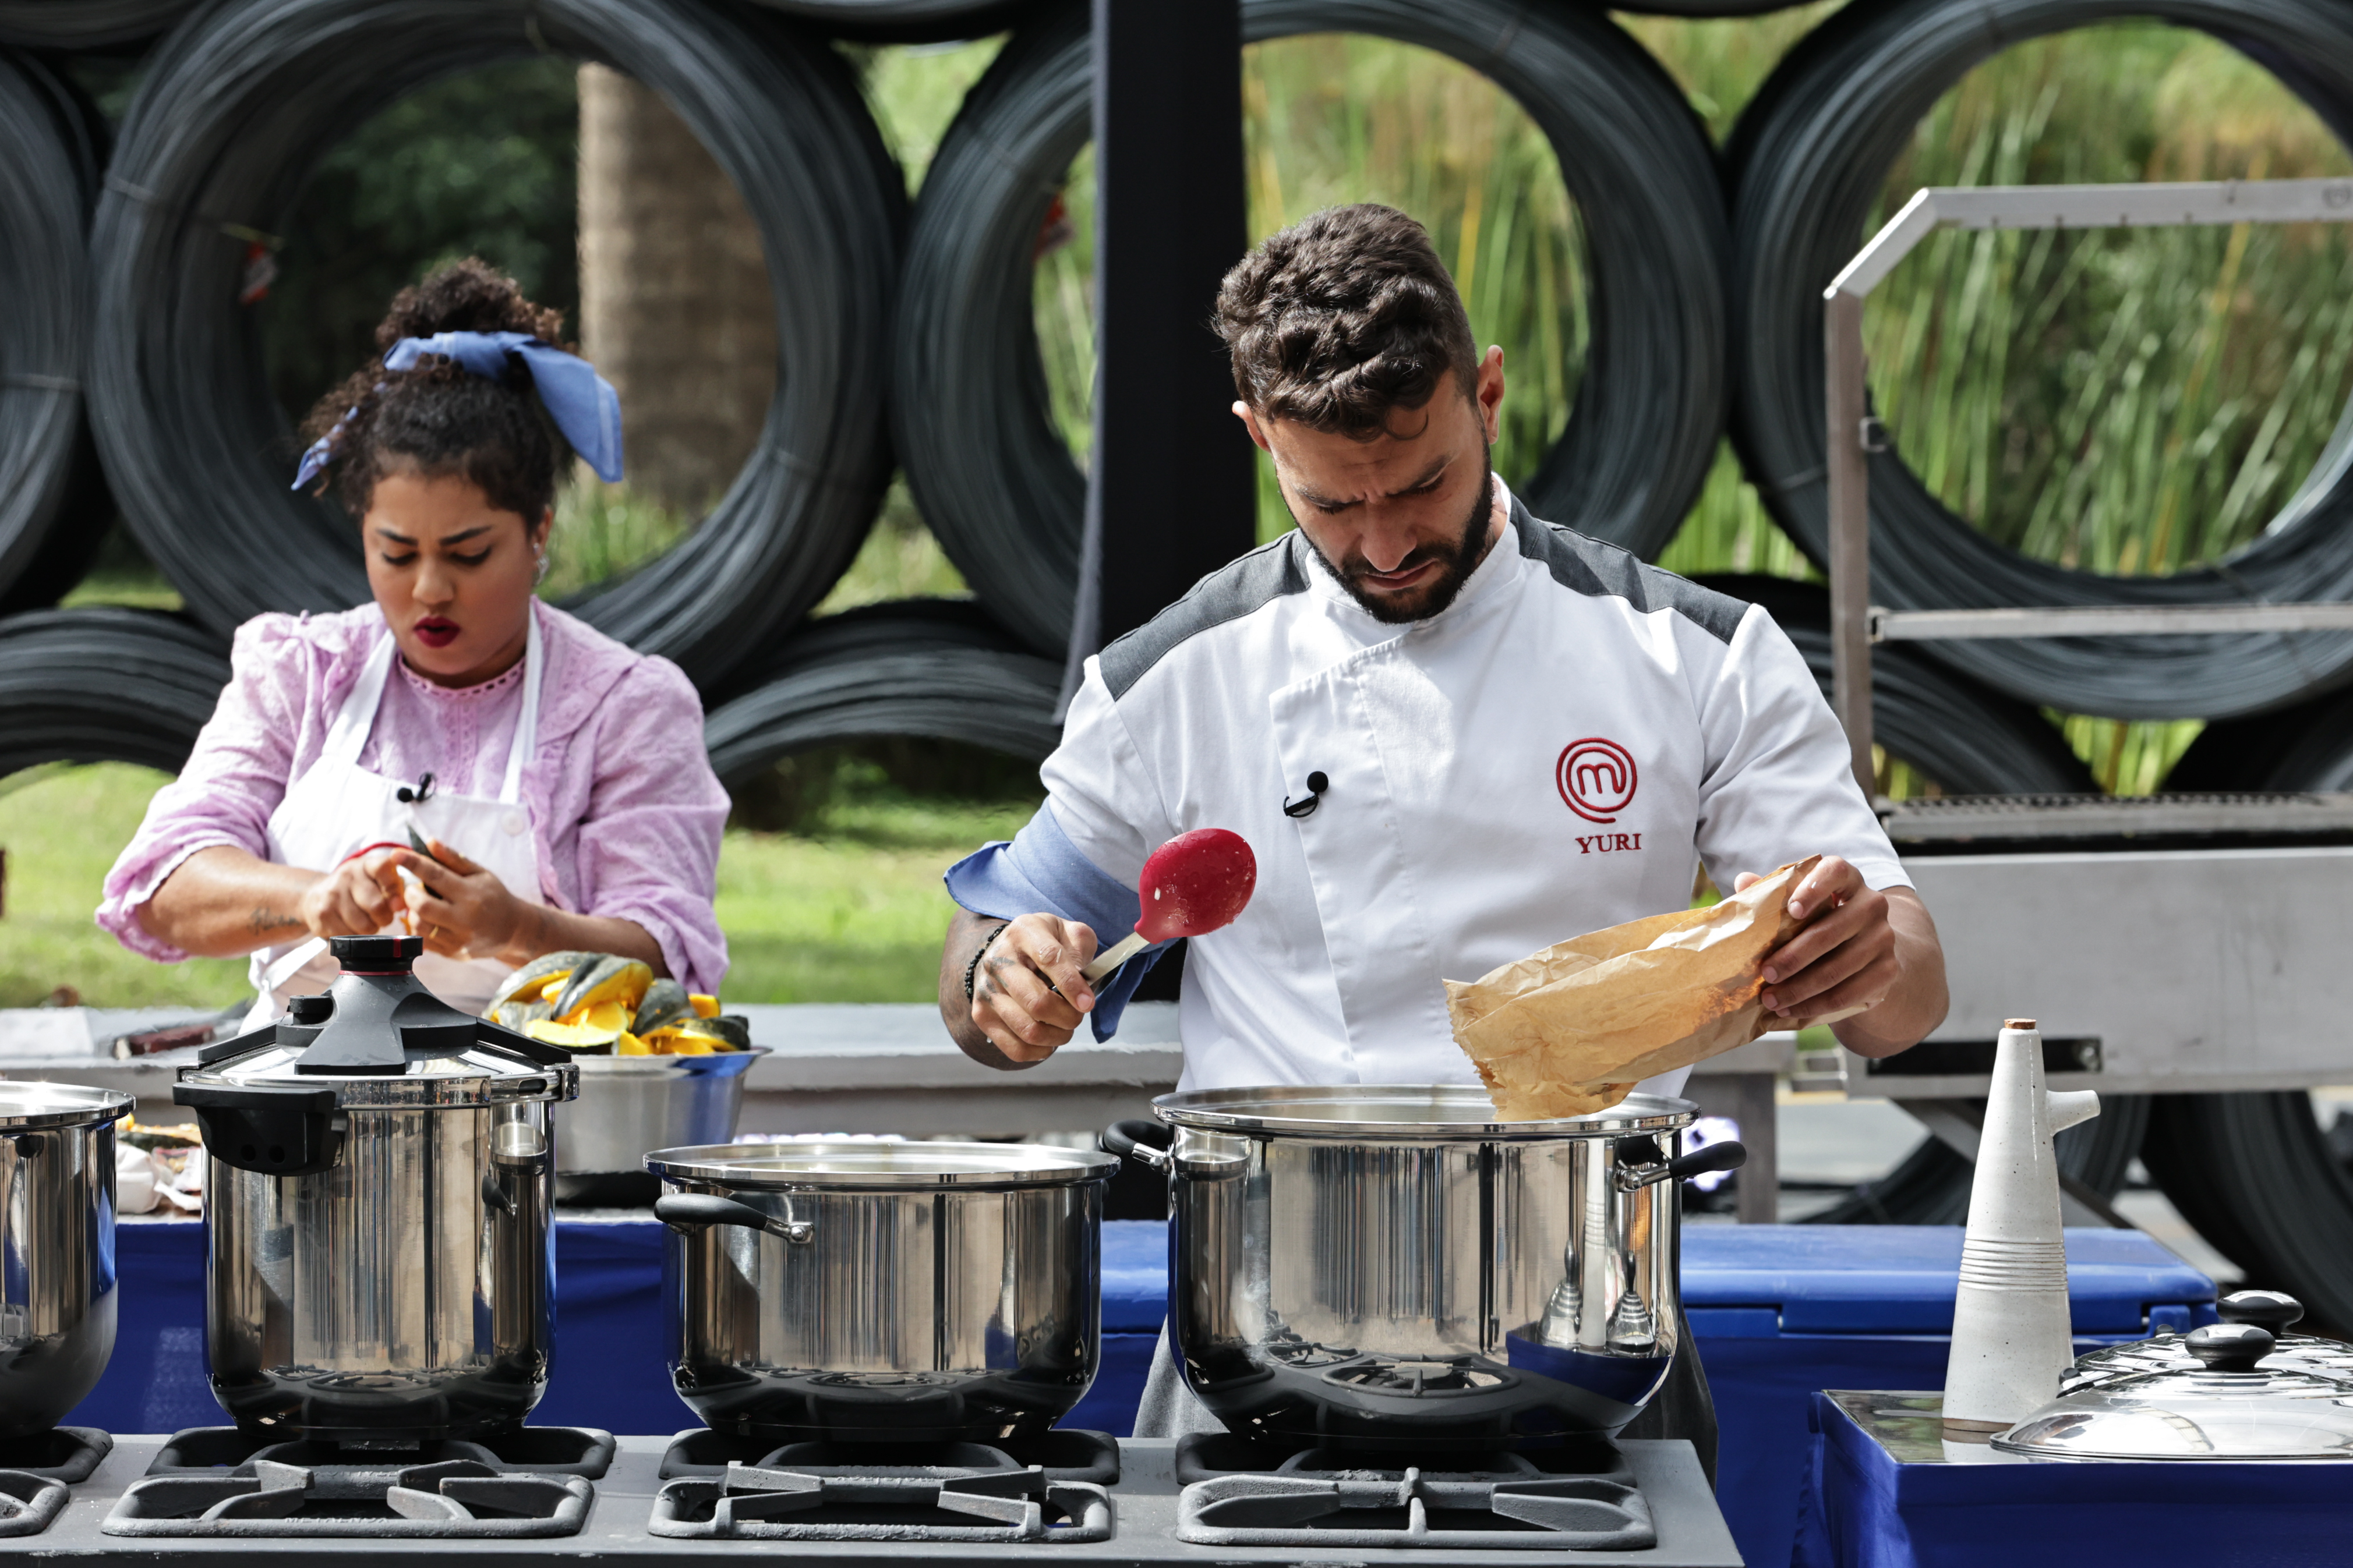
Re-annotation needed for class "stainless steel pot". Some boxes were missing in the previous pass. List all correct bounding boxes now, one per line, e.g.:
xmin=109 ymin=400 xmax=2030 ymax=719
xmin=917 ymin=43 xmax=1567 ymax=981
xmin=553 ymin=1050 xmax=769 ymax=1203
xmin=174 ymin=936 xmax=577 ymax=1440
xmin=647 ymin=1139 xmax=1118 ymax=1443
xmin=1104 ymin=1085 xmax=1743 ymax=1454
xmin=0 ymin=1082 xmax=134 ymax=1436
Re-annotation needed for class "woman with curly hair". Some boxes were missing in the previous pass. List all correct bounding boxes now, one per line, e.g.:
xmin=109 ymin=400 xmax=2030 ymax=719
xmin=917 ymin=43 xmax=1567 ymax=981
xmin=101 ymin=259 xmax=729 ymax=1021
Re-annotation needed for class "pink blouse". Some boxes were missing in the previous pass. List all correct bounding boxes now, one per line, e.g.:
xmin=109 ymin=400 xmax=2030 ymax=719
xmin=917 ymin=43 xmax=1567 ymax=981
xmin=98 ymin=600 xmax=732 ymax=992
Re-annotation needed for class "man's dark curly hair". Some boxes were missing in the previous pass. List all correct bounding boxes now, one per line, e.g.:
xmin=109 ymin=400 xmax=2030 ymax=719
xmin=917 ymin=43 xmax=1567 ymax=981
xmin=299 ymin=257 xmax=572 ymax=522
xmin=1214 ymin=204 xmax=1479 ymax=441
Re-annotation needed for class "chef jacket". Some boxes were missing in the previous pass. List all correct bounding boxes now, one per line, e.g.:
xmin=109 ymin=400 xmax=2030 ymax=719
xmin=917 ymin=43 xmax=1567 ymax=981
xmin=946 ymin=483 xmax=1910 ymax=1095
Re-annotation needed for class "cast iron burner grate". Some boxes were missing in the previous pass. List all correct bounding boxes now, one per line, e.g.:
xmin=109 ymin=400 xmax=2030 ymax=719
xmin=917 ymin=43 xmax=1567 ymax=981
xmin=145 ymin=1425 xmax=614 ymax=1478
xmin=649 ymin=1436 xmax=1116 ymax=1544
xmin=0 ymin=1427 xmax=115 ymax=1539
xmin=1173 ymin=1434 xmax=1655 ymax=1552
xmin=103 ymin=1457 xmax=591 ymax=1539
xmin=658 ymin=1425 xmax=1119 ymax=1484
xmin=0 ymin=1426 xmax=112 ymax=1482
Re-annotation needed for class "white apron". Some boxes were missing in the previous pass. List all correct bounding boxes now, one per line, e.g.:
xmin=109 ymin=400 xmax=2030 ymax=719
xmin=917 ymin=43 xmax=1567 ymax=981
xmin=243 ymin=616 xmax=546 ymax=1025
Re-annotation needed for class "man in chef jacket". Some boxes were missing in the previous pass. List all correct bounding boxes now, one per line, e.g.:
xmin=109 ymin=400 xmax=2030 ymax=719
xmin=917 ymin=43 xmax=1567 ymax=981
xmin=936 ymin=203 xmax=1948 ymax=1464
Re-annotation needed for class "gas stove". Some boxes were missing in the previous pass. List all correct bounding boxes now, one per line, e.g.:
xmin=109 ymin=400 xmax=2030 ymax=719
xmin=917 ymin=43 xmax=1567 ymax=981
xmin=0 ymin=1426 xmax=111 ymax=1538
xmin=22 ymin=1431 xmax=1739 ymax=1563
xmin=1173 ymin=1434 xmax=1656 ymax=1551
xmin=100 ymin=1427 xmax=613 ymax=1541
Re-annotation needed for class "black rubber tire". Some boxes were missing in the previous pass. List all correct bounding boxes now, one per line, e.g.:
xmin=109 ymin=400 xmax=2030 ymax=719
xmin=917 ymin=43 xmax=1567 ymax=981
xmin=0 ymin=607 xmax=234 ymax=780
xmin=897 ymin=0 xmax=1727 ymax=654
xmin=2142 ymin=1093 xmax=2353 ymax=1332
xmin=0 ymin=51 xmax=103 ymax=614
xmin=741 ymin=0 xmax=1047 ymax=44
xmin=87 ymin=0 xmax=903 ymax=691
xmin=702 ymin=599 xmax=1064 ymax=785
xmin=1726 ymin=0 xmax=2353 ymax=719
xmin=1697 ymin=575 xmax=2151 ymax=1223
xmin=0 ymin=1 xmax=196 ymax=47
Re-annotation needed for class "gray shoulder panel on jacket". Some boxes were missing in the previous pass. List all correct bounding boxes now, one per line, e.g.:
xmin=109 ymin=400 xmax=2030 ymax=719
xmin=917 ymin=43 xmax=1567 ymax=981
xmin=1512 ymin=498 xmax=1748 ymax=645
xmin=1098 ymin=533 xmax=1312 ymax=699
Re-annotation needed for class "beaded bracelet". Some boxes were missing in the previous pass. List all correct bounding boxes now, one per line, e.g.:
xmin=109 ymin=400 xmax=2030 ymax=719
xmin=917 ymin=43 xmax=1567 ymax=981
xmin=963 ymin=920 xmax=1013 ymax=1002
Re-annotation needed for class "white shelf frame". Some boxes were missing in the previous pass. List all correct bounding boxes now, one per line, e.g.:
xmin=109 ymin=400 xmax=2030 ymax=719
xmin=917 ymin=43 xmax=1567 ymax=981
xmin=1824 ymin=177 xmax=2353 ymax=791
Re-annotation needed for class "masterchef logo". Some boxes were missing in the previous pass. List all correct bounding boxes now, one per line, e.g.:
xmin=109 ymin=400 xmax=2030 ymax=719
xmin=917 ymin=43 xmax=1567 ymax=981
xmin=1556 ymin=738 xmax=1637 ymax=824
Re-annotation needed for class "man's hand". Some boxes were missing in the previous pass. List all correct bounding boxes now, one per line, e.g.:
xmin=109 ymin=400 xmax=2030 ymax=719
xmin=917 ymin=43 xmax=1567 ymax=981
xmin=1733 ymin=855 xmax=1946 ymax=1057
xmin=297 ymin=848 xmax=406 ymax=940
xmin=939 ymin=909 xmax=1098 ymax=1069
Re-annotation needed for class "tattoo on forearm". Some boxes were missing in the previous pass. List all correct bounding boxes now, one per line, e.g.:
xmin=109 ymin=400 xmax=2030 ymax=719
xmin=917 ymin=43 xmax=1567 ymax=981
xmin=249 ymin=906 xmax=301 ymax=936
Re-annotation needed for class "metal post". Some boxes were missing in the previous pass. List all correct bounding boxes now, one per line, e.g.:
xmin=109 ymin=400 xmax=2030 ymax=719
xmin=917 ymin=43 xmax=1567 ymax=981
xmin=1078 ymin=0 xmax=1255 ymax=660
xmin=1815 ymin=294 xmax=1872 ymax=1216
xmin=1824 ymin=289 xmax=1874 ymax=801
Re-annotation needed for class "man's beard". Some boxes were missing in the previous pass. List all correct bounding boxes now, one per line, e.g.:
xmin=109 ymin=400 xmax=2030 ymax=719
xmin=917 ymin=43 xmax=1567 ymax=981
xmin=1299 ymin=444 xmax=1497 ymax=625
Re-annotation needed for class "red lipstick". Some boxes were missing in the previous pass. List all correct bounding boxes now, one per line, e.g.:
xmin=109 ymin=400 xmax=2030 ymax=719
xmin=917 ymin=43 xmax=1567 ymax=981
xmin=414 ymin=617 xmax=460 ymax=649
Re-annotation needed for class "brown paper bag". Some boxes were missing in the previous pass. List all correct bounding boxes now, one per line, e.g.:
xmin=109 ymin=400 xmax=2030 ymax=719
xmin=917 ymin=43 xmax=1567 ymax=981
xmin=1444 ymin=857 xmax=1841 ymax=1119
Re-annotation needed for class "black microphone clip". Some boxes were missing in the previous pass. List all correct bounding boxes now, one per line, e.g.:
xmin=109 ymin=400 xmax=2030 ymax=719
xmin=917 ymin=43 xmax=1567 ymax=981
xmin=1283 ymin=770 xmax=1329 ymax=819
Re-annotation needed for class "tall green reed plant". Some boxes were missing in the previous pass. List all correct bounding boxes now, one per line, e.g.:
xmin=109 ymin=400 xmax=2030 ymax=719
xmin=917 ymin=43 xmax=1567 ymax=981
xmin=1033 ymin=34 xmax=1589 ymax=544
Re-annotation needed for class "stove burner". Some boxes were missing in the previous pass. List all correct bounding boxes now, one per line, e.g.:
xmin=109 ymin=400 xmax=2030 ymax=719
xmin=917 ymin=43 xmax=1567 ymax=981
xmin=0 ymin=1426 xmax=112 ymax=1482
xmin=101 ymin=1457 xmax=592 ymax=1539
xmin=1172 ymin=1435 xmax=1655 ymax=1552
xmin=0 ymin=1471 xmax=70 ymax=1539
xmin=649 ymin=1459 xmax=1112 ymax=1544
xmin=1320 ymin=1355 xmax=1512 ymax=1396
xmin=658 ymin=1425 xmax=1119 ymax=1484
xmin=145 ymin=1425 xmax=614 ymax=1478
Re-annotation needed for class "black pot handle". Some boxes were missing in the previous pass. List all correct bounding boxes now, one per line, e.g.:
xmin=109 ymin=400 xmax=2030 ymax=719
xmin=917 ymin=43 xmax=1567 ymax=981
xmin=1100 ymin=1119 xmax=1171 ymax=1171
xmin=172 ymin=1084 xmax=343 ymax=1176
xmin=656 ymin=1192 xmax=812 ymax=1244
xmin=1614 ymin=1140 xmax=1747 ymax=1193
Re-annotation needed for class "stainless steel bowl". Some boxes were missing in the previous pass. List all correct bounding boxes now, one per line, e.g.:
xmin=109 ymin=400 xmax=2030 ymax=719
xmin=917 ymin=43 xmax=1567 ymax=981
xmin=647 ymin=1139 xmax=1116 ymax=1443
xmin=1108 ymin=1085 xmax=1721 ymax=1454
xmin=553 ymin=1050 xmax=768 ymax=1202
xmin=0 ymin=1081 xmax=135 ymax=1436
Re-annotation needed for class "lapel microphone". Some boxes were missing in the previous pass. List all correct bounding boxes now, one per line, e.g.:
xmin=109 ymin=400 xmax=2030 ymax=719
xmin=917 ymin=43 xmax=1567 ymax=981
xmin=1283 ymin=771 xmax=1329 ymax=819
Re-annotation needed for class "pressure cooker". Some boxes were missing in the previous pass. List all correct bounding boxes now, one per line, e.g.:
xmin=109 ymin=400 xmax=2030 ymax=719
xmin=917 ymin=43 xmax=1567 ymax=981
xmin=648 ymin=1139 xmax=1118 ymax=1443
xmin=0 ymin=1082 xmax=135 ymax=1436
xmin=174 ymin=935 xmax=577 ymax=1440
xmin=1103 ymin=1084 xmax=1743 ymax=1453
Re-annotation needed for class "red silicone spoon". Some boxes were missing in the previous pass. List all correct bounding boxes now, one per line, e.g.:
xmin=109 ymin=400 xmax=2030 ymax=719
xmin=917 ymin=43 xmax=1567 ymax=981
xmin=1080 ymin=829 xmax=1258 ymax=982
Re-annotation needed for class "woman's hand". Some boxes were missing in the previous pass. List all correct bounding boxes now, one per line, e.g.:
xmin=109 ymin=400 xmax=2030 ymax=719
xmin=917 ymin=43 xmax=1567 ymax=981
xmin=296 ymin=848 xmax=407 ymax=940
xmin=391 ymin=840 xmax=532 ymax=965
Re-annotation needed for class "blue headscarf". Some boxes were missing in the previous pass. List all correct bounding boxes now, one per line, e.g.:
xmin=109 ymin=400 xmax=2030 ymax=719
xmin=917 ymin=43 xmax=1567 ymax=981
xmin=292 ymin=331 xmax=624 ymax=493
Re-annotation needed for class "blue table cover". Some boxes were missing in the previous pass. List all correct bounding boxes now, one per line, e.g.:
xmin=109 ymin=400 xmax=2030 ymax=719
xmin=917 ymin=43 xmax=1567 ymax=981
xmin=1796 ymin=1390 xmax=2351 ymax=1568
xmin=1686 ymin=1225 xmax=2215 ymax=1568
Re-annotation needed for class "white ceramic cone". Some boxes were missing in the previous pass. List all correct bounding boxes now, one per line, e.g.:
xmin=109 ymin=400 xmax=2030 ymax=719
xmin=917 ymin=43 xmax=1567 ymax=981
xmin=1941 ymin=1018 xmax=2101 ymax=1432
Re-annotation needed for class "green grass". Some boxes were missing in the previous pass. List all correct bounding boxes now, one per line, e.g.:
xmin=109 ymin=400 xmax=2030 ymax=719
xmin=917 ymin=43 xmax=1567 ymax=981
xmin=716 ymin=791 xmax=1037 ymax=1003
xmin=0 ymin=762 xmax=1032 ymax=1008
xmin=0 ymin=764 xmax=252 ymax=1009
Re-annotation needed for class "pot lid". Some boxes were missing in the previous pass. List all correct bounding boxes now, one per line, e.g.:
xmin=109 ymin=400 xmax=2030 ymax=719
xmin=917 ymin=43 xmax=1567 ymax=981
xmin=1153 ymin=1084 xmax=1694 ymax=1138
xmin=178 ymin=936 xmax=575 ymax=1107
xmin=2066 ymin=1291 xmax=2353 ymax=1389
xmin=1997 ymin=1323 xmax=2353 ymax=1460
xmin=0 ymin=1081 xmax=135 ymax=1131
xmin=645 ymin=1140 xmax=1118 ymax=1190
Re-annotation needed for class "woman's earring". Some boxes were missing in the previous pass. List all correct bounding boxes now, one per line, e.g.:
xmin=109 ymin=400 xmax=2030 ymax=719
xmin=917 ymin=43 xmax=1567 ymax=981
xmin=533 ymin=546 xmax=550 ymax=585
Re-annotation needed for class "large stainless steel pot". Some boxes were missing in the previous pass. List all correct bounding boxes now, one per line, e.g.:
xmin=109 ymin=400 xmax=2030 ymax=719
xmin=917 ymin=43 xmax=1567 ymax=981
xmin=1104 ymin=1085 xmax=1743 ymax=1454
xmin=0 ymin=1082 xmax=134 ymax=1436
xmin=648 ymin=1139 xmax=1117 ymax=1443
xmin=553 ymin=1050 xmax=768 ymax=1204
xmin=174 ymin=935 xmax=577 ymax=1440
